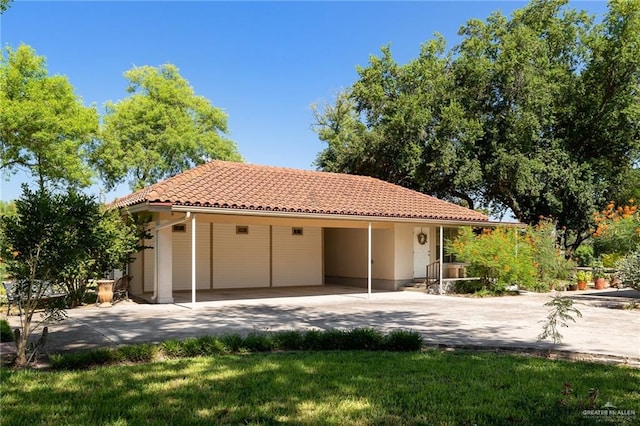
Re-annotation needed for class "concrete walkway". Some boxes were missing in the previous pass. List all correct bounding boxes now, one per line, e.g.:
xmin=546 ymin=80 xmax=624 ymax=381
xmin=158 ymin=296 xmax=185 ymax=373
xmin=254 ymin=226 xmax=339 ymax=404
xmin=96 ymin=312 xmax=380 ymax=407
xmin=2 ymin=288 xmax=639 ymax=363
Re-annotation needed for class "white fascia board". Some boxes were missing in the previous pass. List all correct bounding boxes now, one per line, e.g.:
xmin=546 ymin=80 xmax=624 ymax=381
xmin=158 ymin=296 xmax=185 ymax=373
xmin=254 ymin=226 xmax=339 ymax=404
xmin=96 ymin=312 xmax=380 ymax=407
xmin=168 ymin=204 xmax=518 ymax=227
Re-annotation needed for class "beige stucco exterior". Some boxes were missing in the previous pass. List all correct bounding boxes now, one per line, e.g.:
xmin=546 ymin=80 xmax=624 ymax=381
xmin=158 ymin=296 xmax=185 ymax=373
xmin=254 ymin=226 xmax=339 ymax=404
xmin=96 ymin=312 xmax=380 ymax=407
xmin=127 ymin=211 xmax=456 ymax=299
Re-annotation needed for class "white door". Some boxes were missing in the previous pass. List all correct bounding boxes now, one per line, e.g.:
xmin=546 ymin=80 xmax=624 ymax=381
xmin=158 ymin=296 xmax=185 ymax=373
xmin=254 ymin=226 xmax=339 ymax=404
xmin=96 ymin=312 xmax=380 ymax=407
xmin=413 ymin=227 xmax=431 ymax=278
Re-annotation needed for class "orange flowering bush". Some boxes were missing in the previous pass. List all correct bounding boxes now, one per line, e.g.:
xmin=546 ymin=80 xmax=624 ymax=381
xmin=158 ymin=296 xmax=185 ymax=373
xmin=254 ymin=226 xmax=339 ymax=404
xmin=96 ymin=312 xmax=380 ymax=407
xmin=449 ymin=220 xmax=573 ymax=293
xmin=448 ymin=227 xmax=536 ymax=292
xmin=592 ymin=200 xmax=640 ymax=256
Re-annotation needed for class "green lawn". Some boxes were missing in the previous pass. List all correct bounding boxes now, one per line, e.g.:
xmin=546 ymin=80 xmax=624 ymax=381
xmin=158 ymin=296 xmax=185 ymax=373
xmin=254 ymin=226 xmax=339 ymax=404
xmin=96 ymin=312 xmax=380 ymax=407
xmin=1 ymin=350 xmax=638 ymax=425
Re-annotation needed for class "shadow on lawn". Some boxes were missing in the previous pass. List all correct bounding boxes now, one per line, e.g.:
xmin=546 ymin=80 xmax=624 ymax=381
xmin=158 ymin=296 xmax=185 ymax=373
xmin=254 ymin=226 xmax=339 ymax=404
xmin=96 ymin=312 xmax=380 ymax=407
xmin=1 ymin=350 xmax=638 ymax=425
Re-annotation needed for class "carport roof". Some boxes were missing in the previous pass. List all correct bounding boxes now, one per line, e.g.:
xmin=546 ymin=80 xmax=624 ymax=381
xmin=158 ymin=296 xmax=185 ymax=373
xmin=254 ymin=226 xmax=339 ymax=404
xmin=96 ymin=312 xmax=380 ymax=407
xmin=112 ymin=160 xmax=489 ymax=223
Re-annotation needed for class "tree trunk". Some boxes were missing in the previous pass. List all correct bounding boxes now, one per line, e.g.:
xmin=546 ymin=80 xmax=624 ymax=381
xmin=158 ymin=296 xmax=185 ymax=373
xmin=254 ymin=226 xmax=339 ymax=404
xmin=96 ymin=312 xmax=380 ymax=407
xmin=13 ymin=327 xmax=28 ymax=367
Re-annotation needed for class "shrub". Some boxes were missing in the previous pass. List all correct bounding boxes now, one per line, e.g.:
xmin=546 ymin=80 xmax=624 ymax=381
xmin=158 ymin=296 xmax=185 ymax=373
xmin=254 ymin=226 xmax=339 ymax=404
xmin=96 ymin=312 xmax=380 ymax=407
xmin=383 ymin=330 xmax=423 ymax=351
xmin=301 ymin=329 xmax=324 ymax=350
xmin=49 ymin=348 xmax=113 ymax=370
xmin=601 ymin=253 xmax=622 ymax=268
xmin=574 ymin=244 xmax=594 ymax=267
xmin=273 ymin=330 xmax=304 ymax=350
xmin=242 ymin=332 xmax=275 ymax=352
xmin=593 ymin=201 xmax=640 ymax=257
xmin=160 ymin=339 xmax=185 ymax=358
xmin=0 ymin=319 xmax=13 ymax=342
xmin=113 ymin=343 xmax=157 ymax=363
xmin=219 ymin=333 xmax=244 ymax=352
xmin=616 ymin=251 xmax=640 ymax=291
xmin=448 ymin=227 xmax=536 ymax=291
xmin=449 ymin=221 xmax=574 ymax=293
xmin=344 ymin=328 xmax=385 ymax=350
xmin=319 ymin=328 xmax=347 ymax=350
xmin=0 ymin=320 xmax=14 ymax=342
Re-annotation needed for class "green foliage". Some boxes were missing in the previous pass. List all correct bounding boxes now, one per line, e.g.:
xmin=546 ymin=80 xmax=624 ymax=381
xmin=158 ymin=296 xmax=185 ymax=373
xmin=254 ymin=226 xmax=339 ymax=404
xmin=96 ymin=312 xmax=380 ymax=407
xmin=273 ymin=330 xmax=305 ymax=350
xmin=574 ymin=244 xmax=594 ymax=267
xmin=343 ymin=328 xmax=385 ymax=350
xmin=242 ymin=332 xmax=275 ymax=352
xmin=0 ymin=44 xmax=99 ymax=191
xmin=48 ymin=328 xmax=424 ymax=370
xmin=93 ymin=64 xmax=242 ymax=191
xmin=448 ymin=227 xmax=536 ymax=291
xmin=0 ymin=0 xmax=13 ymax=14
xmin=313 ymin=1 xmax=640 ymax=254
xmin=593 ymin=202 xmax=640 ymax=257
xmin=601 ymin=253 xmax=622 ymax=268
xmin=449 ymin=222 xmax=574 ymax=293
xmin=48 ymin=348 xmax=112 ymax=370
xmin=112 ymin=343 xmax=157 ymax=363
xmin=0 ymin=187 xmax=140 ymax=366
xmin=538 ymin=296 xmax=583 ymax=345
xmin=576 ymin=270 xmax=592 ymax=282
xmin=616 ymin=250 xmax=640 ymax=291
xmin=383 ymin=329 xmax=423 ymax=351
xmin=592 ymin=262 xmax=607 ymax=279
xmin=1 ymin=187 xmax=140 ymax=308
xmin=0 ymin=319 xmax=13 ymax=342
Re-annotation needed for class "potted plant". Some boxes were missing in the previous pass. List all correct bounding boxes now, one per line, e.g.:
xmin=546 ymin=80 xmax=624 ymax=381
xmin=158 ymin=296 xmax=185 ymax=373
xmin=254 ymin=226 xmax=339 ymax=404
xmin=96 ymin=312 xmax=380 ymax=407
xmin=576 ymin=270 xmax=592 ymax=290
xmin=592 ymin=264 xmax=608 ymax=290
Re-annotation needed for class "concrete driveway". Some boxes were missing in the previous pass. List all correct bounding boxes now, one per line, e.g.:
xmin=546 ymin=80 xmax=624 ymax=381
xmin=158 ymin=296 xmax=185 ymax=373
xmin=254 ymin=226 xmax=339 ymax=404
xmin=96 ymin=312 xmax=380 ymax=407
xmin=3 ymin=288 xmax=639 ymax=363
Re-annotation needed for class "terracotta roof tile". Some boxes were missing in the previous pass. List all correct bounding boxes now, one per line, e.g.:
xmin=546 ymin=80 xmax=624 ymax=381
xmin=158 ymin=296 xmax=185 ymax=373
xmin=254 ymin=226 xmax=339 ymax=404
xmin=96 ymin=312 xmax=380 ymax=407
xmin=112 ymin=161 xmax=489 ymax=222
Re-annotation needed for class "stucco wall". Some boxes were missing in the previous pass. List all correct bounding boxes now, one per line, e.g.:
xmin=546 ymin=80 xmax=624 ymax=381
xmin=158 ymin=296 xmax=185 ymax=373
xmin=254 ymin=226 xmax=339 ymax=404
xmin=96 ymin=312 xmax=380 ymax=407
xmin=172 ymin=221 xmax=211 ymax=290
xmin=324 ymin=227 xmax=396 ymax=288
xmin=272 ymin=226 xmax=322 ymax=286
xmin=212 ymin=223 xmax=270 ymax=288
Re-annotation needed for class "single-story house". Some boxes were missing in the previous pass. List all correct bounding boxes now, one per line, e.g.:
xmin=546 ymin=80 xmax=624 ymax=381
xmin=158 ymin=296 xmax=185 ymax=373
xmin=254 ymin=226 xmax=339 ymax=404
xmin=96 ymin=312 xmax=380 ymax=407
xmin=112 ymin=160 xmax=492 ymax=305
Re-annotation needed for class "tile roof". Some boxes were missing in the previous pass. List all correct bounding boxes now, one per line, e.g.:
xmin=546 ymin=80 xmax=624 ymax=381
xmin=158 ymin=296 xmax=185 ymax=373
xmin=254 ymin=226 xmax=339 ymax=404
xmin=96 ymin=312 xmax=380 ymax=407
xmin=112 ymin=161 xmax=489 ymax=223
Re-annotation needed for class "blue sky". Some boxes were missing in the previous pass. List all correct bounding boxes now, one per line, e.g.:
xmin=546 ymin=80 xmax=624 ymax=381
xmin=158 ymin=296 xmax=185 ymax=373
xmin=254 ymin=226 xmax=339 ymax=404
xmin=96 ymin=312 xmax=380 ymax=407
xmin=0 ymin=0 xmax=608 ymax=202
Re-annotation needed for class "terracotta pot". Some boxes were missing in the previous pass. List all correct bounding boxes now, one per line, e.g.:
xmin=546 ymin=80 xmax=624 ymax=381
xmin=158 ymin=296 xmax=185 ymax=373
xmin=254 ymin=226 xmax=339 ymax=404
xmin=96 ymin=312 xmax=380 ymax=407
xmin=577 ymin=280 xmax=587 ymax=290
xmin=594 ymin=278 xmax=606 ymax=290
xmin=568 ymin=284 xmax=578 ymax=291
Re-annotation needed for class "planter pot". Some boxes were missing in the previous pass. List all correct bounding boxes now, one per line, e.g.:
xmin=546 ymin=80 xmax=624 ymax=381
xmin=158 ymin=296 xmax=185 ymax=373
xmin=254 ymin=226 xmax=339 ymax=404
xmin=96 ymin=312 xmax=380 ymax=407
xmin=577 ymin=280 xmax=587 ymax=290
xmin=594 ymin=278 xmax=606 ymax=290
xmin=568 ymin=284 xmax=578 ymax=291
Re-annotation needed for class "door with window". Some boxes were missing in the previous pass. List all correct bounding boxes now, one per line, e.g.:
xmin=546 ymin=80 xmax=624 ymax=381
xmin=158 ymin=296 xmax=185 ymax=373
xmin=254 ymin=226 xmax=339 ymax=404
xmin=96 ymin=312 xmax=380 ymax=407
xmin=413 ymin=227 xmax=431 ymax=278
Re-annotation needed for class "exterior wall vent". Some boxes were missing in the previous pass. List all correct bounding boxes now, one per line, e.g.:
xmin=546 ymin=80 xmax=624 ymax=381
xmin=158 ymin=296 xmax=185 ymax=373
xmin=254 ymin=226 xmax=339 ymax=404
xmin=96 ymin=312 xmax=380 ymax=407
xmin=236 ymin=225 xmax=249 ymax=235
xmin=172 ymin=224 xmax=186 ymax=233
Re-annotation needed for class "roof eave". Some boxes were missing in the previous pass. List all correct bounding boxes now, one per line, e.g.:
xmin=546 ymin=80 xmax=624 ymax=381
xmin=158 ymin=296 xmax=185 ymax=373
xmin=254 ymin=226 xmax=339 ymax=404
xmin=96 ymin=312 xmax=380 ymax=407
xmin=168 ymin=204 xmax=504 ymax=227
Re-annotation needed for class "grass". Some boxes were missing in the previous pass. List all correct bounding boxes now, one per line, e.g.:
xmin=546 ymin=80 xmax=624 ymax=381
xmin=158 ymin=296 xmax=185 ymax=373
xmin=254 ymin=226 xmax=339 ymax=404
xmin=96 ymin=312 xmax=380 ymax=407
xmin=2 ymin=350 xmax=638 ymax=425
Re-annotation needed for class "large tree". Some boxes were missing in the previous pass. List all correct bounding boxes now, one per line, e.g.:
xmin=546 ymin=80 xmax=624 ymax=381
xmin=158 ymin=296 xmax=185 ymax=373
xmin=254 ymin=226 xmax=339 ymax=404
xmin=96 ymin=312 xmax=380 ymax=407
xmin=93 ymin=64 xmax=242 ymax=191
xmin=313 ymin=0 xmax=640 ymax=253
xmin=0 ymin=44 xmax=99 ymax=191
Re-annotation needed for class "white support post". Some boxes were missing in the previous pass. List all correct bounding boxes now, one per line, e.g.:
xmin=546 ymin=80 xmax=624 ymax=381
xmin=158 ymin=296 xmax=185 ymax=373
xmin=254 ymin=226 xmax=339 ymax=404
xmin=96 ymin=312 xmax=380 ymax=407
xmin=153 ymin=226 xmax=158 ymax=302
xmin=155 ymin=225 xmax=174 ymax=304
xmin=191 ymin=213 xmax=196 ymax=310
xmin=153 ymin=212 xmax=191 ymax=304
xmin=439 ymin=225 xmax=444 ymax=295
xmin=367 ymin=222 xmax=372 ymax=299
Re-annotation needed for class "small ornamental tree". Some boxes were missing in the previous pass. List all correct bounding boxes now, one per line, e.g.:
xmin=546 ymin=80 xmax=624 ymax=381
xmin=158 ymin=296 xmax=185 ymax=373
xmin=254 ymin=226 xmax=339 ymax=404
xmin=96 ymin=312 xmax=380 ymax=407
xmin=0 ymin=186 xmax=140 ymax=366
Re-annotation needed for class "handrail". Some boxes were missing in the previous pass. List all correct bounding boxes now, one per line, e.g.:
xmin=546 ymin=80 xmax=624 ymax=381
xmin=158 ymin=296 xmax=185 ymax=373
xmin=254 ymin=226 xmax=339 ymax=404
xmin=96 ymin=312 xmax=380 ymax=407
xmin=425 ymin=260 xmax=440 ymax=285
